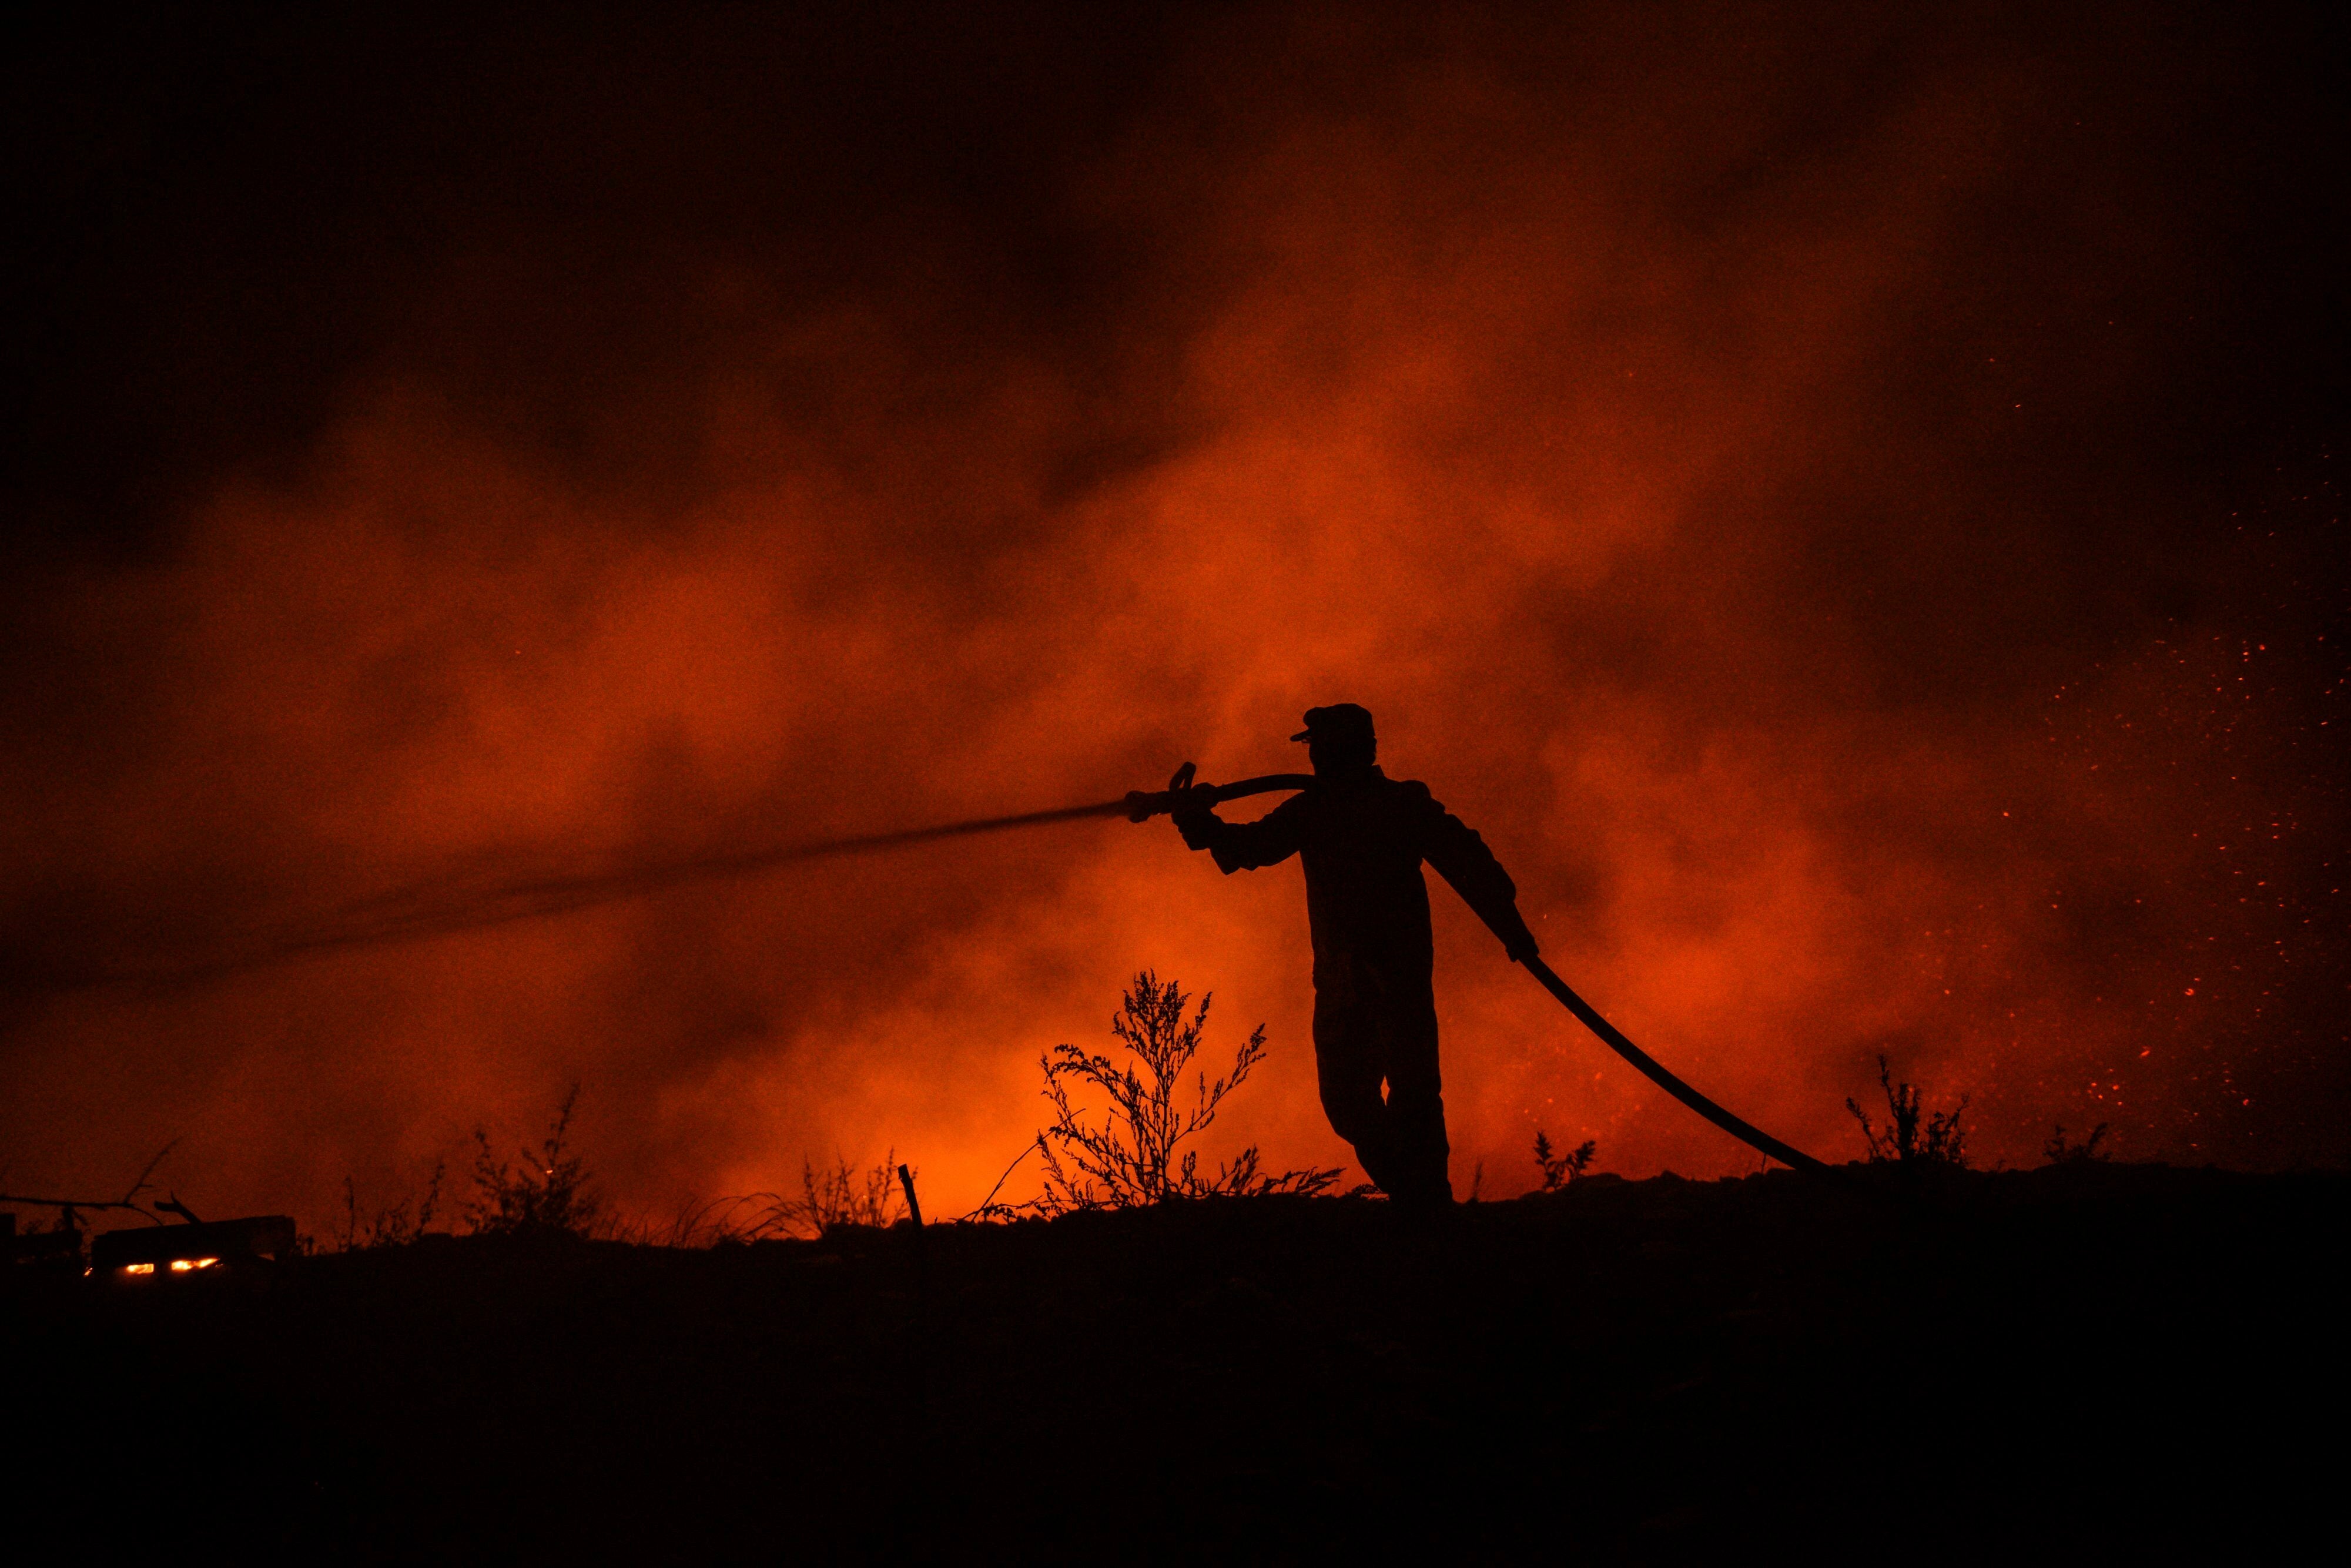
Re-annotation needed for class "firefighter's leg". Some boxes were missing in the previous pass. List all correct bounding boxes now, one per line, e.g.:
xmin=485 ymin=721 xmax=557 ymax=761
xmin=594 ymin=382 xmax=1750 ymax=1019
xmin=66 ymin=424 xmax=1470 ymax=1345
xmin=1312 ymin=960 xmax=1397 ymax=1190
xmin=1373 ymin=966 xmax=1451 ymax=1205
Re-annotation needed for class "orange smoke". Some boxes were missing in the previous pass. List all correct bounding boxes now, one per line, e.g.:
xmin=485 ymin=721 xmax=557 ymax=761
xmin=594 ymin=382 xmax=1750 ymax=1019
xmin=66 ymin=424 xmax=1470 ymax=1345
xmin=2 ymin=4 xmax=2342 ymax=1229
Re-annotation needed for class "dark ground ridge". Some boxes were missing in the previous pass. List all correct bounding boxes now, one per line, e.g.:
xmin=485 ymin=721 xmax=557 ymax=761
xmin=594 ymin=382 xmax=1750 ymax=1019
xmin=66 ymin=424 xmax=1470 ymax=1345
xmin=8 ymin=1162 xmax=2340 ymax=1560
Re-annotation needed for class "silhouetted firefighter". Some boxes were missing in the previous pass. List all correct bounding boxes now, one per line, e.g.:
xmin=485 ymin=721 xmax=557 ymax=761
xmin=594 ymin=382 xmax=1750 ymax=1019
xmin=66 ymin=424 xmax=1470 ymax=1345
xmin=1168 ymin=705 xmax=1538 ymax=1205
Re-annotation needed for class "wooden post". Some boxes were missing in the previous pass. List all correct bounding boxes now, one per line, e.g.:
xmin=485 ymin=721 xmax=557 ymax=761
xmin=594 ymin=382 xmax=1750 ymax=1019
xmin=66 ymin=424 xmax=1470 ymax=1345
xmin=896 ymin=1165 xmax=923 ymax=1227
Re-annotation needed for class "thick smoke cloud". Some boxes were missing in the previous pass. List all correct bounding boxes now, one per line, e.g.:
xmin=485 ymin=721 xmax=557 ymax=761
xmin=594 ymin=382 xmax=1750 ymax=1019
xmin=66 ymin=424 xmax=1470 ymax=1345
xmin=4 ymin=3 xmax=2343 ymax=1227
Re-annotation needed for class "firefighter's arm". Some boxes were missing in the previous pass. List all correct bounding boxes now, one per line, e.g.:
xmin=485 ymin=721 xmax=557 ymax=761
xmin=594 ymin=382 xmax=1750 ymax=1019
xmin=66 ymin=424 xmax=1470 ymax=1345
xmin=1173 ymin=790 xmax=1304 ymax=873
xmin=1418 ymin=791 xmax=1540 ymax=961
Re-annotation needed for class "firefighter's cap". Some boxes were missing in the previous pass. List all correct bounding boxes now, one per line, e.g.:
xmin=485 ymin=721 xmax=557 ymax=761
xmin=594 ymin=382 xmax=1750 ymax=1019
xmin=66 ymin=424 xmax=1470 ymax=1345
xmin=1291 ymin=703 xmax=1375 ymax=745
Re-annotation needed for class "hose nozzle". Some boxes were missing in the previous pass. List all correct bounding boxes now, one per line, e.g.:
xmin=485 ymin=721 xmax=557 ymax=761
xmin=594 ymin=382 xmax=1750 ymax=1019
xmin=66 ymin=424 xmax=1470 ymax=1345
xmin=1125 ymin=761 xmax=1198 ymax=822
xmin=1126 ymin=763 xmax=1315 ymax=824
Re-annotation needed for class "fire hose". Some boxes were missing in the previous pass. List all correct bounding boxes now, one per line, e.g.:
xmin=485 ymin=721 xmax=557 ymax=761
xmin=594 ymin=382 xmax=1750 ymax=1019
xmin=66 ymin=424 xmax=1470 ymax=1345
xmin=1123 ymin=767 xmax=1827 ymax=1174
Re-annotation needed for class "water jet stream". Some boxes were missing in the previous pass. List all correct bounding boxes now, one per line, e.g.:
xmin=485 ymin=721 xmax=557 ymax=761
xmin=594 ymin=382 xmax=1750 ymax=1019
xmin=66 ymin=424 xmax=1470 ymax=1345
xmin=16 ymin=768 xmax=1827 ymax=1175
xmin=18 ymin=775 xmax=1309 ymax=993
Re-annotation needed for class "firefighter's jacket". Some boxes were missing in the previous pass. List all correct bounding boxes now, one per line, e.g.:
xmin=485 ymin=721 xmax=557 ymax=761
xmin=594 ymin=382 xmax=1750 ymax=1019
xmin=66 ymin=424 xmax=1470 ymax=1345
xmin=1180 ymin=766 xmax=1538 ymax=973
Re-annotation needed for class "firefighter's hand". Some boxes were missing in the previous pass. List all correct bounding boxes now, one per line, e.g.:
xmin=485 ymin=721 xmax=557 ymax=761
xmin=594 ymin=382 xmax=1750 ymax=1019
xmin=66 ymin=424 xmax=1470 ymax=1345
xmin=1171 ymin=786 xmax=1221 ymax=850
xmin=1498 ymin=914 xmax=1540 ymax=963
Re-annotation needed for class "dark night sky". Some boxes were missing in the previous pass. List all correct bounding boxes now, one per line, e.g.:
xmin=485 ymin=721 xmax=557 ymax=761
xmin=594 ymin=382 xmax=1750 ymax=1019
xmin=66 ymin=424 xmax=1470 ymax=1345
xmin=4 ymin=2 xmax=2345 ymax=1224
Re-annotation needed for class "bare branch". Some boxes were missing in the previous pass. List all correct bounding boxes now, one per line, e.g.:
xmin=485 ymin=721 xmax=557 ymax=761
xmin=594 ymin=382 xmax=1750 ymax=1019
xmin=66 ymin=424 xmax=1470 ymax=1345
xmin=119 ymin=1138 xmax=180 ymax=1206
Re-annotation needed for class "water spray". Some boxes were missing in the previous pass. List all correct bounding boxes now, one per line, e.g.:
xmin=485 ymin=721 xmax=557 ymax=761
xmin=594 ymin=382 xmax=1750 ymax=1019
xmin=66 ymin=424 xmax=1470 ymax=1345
xmin=21 ymin=761 xmax=1824 ymax=1172
xmin=14 ymin=768 xmax=1309 ymax=991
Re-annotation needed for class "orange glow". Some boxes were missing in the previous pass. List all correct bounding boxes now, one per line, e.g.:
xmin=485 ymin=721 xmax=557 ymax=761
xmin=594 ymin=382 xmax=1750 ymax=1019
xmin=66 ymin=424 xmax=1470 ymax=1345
xmin=0 ymin=9 xmax=2338 ymax=1231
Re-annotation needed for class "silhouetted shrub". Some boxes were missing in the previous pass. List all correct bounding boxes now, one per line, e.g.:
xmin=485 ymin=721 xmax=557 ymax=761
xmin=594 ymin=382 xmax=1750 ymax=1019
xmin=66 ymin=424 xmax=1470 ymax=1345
xmin=1847 ymin=1056 xmax=1968 ymax=1167
xmin=760 ymin=1152 xmax=913 ymax=1238
xmin=1533 ymin=1131 xmax=1597 ymax=1191
xmin=339 ymin=1160 xmax=446 ymax=1251
xmin=2044 ymin=1123 xmax=2111 ymax=1164
xmin=1032 ymin=971 xmax=1339 ymax=1212
xmin=467 ymin=1083 xmax=604 ymax=1236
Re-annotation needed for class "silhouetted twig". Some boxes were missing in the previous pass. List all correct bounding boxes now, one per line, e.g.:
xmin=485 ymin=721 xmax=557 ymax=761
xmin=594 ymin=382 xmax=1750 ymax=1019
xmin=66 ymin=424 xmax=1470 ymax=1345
xmin=760 ymin=1152 xmax=913 ymax=1237
xmin=1 ymin=1138 xmax=182 ymax=1225
xmin=960 ymin=1137 xmax=1044 ymax=1221
xmin=1847 ymin=1056 xmax=1968 ymax=1166
xmin=2044 ymin=1123 xmax=2111 ymax=1164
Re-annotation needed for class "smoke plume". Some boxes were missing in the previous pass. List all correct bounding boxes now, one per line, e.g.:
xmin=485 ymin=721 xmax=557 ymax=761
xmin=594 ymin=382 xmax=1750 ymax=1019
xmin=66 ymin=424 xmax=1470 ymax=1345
xmin=4 ymin=2 xmax=2342 ymax=1226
